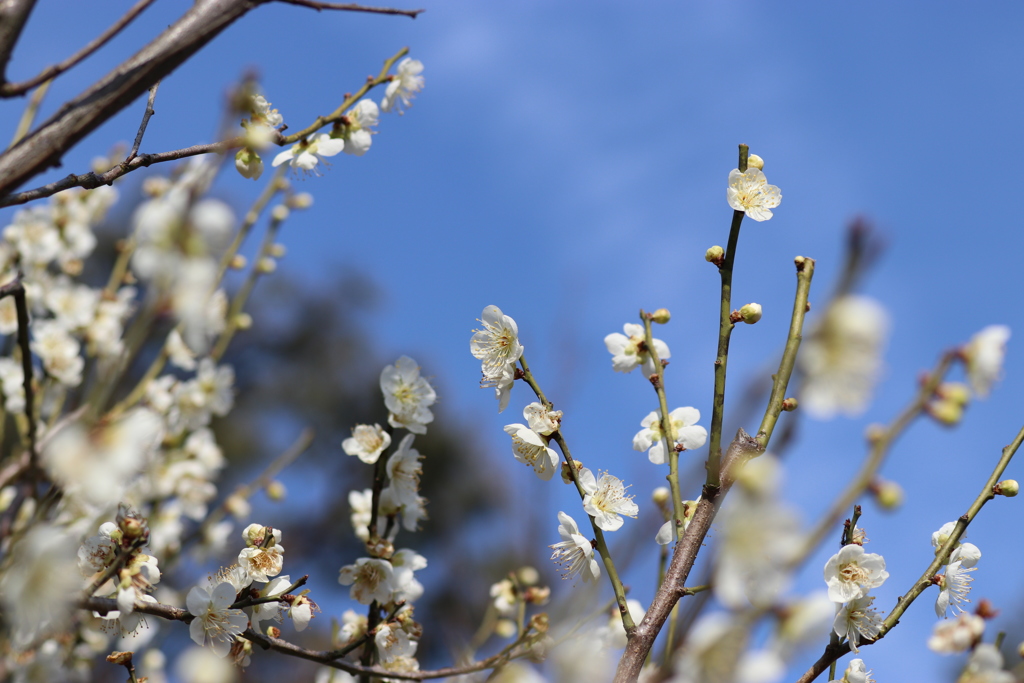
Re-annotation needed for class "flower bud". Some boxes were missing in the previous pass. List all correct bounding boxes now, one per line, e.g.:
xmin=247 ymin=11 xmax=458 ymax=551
xmin=739 ymin=303 xmax=762 ymax=325
xmin=652 ymin=486 xmax=670 ymax=506
xmin=287 ymin=192 xmax=314 ymax=210
xmin=781 ymin=397 xmax=798 ymax=411
xmin=875 ymin=480 xmax=904 ymax=510
xmin=266 ymin=626 xmax=281 ymax=638
xmin=928 ymin=398 xmax=964 ymax=426
xmin=747 ymin=154 xmax=765 ymax=170
xmin=230 ymin=254 xmax=248 ymax=270
xmin=705 ymin=245 xmax=725 ymax=265
xmin=937 ymin=382 xmax=971 ymax=406
xmin=257 ymin=257 xmax=277 ymax=274
xmin=495 ymin=618 xmax=517 ymax=639
xmin=524 ymin=586 xmax=550 ymax=605
xmin=995 ymin=479 xmax=1019 ymax=497
xmin=794 ymin=255 xmax=807 ymax=269
xmin=106 ymin=651 xmax=133 ymax=666
xmin=225 ymin=493 xmax=252 ymax=519
xmin=366 ymin=537 xmax=394 ymax=559
xmin=266 ymin=480 xmax=286 ymax=501
xmin=651 ymin=308 xmax=671 ymax=324
xmin=864 ymin=423 xmax=887 ymax=444
xmin=234 ymin=312 xmax=253 ymax=330
xmin=271 ymin=204 xmax=290 ymax=222
xmin=235 ymin=148 xmax=264 ymax=180
xmin=517 ymin=566 xmax=540 ymax=586
xmin=529 ymin=613 xmax=549 ymax=634
xmin=269 ymin=243 xmax=287 ymax=258
xmin=561 ymin=460 xmax=582 ymax=485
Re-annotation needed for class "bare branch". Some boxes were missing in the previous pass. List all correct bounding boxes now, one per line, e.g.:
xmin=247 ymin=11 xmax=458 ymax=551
xmin=126 ymin=81 xmax=160 ymax=163
xmin=277 ymin=0 xmax=423 ymax=18
xmin=0 ymin=276 xmax=36 ymax=472
xmin=0 ymin=0 xmax=158 ymax=98
xmin=0 ymin=0 xmax=265 ymax=198
xmin=0 ymin=0 xmax=37 ymax=84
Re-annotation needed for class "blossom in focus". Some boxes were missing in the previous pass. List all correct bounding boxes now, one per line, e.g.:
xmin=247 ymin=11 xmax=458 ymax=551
xmin=186 ymin=582 xmax=249 ymax=657
xmin=503 ymin=423 xmax=560 ymax=481
xmin=386 ymin=434 xmax=424 ymax=506
xmin=341 ymin=99 xmax=379 ymax=156
xmin=833 ymin=596 xmax=883 ymax=653
xmin=380 ymin=356 xmax=436 ymax=434
xmin=799 ymin=296 xmax=888 ymax=419
xmin=338 ymin=558 xmax=395 ymax=605
xmin=935 ymin=560 xmax=975 ymax=618
xmin=632 ymin=407 xmax=707 ymax=465
xmin=549 ymin=512 xmax=600 ymax=583
xmin=471 ymin=305 xmax=523 ymax=412
xmin=727 ymin=167 xmax=782 ymax=222
xmin=390 ymin=548 xmax=427 ymax=603
xmin=342 ymin=424 xmax=392 ymax=464
xmin=824 ymin=544 xmax=889 ymax=603
xmin=382 ymin=58 xmax=425 ymax=113
xmin=271 ymin=133 xmax=345 ymax=172
xmin=963 ymin=325 xmax=1010 ymax=396
xmin=927 ymin=612 xmax=985 ymax=653
xmin=578 ymin=467 xmax=638 ymax=532
xmin=237 ymin=525 xmax=284 ymax=583
xmin=524 ymin=401 xmax=562 ymax=436
xmin=604 ymin=323 xmax=669 ymax=376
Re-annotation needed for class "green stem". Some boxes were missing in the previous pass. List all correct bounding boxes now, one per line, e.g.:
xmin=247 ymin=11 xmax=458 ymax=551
xmin=707 ymin=144 xmax=748 ymax=489
xmin=755 ymin=256 xmax=814 ymax=448
xmin=640 ymin=311 xmax=685 ymax=541
xmin=517 ymin=353 xmax=635 ymax=634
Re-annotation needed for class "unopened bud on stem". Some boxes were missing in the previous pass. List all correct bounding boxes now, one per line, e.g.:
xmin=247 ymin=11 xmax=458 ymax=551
xmin=705 ymin=245 xmax=725 ymax=265
xmin=739 ymin=303 xmax=762 ymax=324
xmin=746 ymin=154 xmax=764 ymax=170
xmin=995 ymin=479 xmax=1019 ymax=497
xmin=651 ymin=308 xmax=671 ymax=324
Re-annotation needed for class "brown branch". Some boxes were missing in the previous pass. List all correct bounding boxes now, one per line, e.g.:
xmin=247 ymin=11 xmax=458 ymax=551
xmin=0 ymin=0 xmax=158 ymax=98
xmin=0 ymin=0 xmax=265 ymax=198
xmin=0 ymin=0 xmax=36 ymax=84
xmin=126 ymin=81 xmax=160 ymax=163
xmin=0 ymin=276 xmax=36 ymax=472
xmin=276 ymin=0 xmax=423 ymax=18
xmin=614 ymin=429 xmax=761 ymax=682
xmin=80 ymin=595 xmax=537 ymax=681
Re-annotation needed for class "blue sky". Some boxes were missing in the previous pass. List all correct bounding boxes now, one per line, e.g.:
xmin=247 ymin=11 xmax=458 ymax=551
xmin=4 ymin=2 xmax=1024 ymax=681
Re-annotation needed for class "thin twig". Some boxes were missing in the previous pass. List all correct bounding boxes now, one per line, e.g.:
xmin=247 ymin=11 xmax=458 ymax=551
xmin=126 ymin=81 xmax=160 ymax=163
xmin=9 ymin=79 xmax=51 ymax=147
xmin=707 ymin=144 xmax=749 ymax=490
xmin=0 ymin=0 xmax=158 ymax=98
xmin=0 ymin=277 xmax=36 ymax=474
xmin=794 ymin=422 xmax=1024 ymax=683
xmin=277 ymin=0 xmax=423 ymax=18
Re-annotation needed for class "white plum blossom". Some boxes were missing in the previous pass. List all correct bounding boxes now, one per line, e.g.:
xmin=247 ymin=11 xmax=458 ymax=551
xmin=833 ymin=596 xmax=883 ymax=653
xmin=935 ymin=560 xmax=975 ymax=617
xmin=471 ymin=305 xmax=523 ymax=376
xmin=186 ymin=582 xmax=249 ymax=657
xmin=800 ymin=295 xmax=888 ymax=419
xmin=632 ymin=407 xmax=707 ymax=464
xmin=382 ymin=57 xmax=424 ymax=113
xmin=824 ymin=544 xmax=889 ymax=603
xmin=963 ymin=325 xmax=1010 ymax=396
xmin=386 ymin=434 xmax=423 ymax=506
xmin=604 ymin=323 xmax=669 ymax=376
xmin=342 ymin=424 xmax=392 ymax=464
xmin=31 ymin=319 xmax=83 ymax=386
xmin=342 ymin=99 xmax=379 ymax=156
xmin=237 ymin=525 xmax=284 ymax=583
xmin=390 ymin=548 xmax=427 ymax=603
xmin=503 ymin=423 xmax=560 ymax=481
xmin=597 ymin=599 xmax=646 ymax=649
xmin=932 ymin=521 xmax=982 ymax=567
xmin=927 ymin=612 xmax=985 ymax=653
xmin=578 ymin=467 xmax=638 ymax=532
xmin=549 ymin=512 xmax=600 ymax=583
xmin=338 ymin=558 xmax=395 ymax=605
xmin=655 ymin=498 xmax=699 ymax=545
xmin=78 ymin=522 xmax=119 ymax=575
xmin=42 ymin=407 xmax=163 ymax=507
xmin=958 ymin=643 xmax=1015 ymax=683
xmin=380 ymin=356 xmax=436 ymax=434
xmin=838 ymin=658 xmax=875 ymax=683
xmin=249 ymin=574 xmax=292 ymax=632
xmin=727 ymin=166 xmax=782 ymax=222
xmin=523 ymin=401 xmax=562 ymax=435
xmin=271 ymin=133 xmax=345 ymax=172
xmin=375 ymin=621 xmax=418 ymax=664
